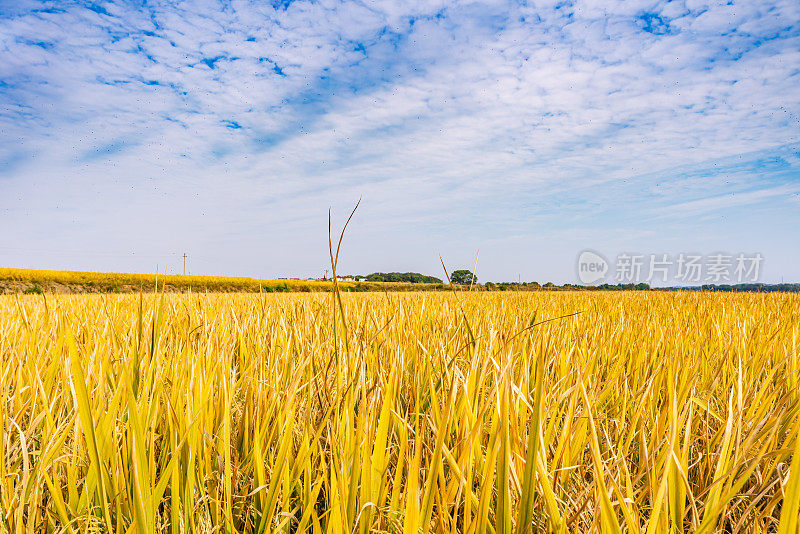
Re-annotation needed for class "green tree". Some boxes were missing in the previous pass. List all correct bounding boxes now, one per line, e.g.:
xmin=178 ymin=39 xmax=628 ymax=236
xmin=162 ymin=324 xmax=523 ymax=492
xmin=450 ymin=269 xmax=477 ymax=285
xmin=363 ymin=272 xmax=442 ymax=283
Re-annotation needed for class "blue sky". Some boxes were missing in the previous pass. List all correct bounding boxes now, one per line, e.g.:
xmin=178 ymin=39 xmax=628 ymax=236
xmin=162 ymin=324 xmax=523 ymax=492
xmin=1 ymin=0 xmax=799 ymax=283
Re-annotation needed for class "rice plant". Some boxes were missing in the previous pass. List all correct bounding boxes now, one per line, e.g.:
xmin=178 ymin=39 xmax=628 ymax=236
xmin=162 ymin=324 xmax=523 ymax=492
xmin=1 ymin=289 xmax=798 ymax=532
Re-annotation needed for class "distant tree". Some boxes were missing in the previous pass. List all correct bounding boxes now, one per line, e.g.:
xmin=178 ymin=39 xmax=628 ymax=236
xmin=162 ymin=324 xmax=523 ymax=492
xmin=450 ymin=270 xmax=477 ymax=285
xmin=363 ymin=272 xmax=442 ymax=283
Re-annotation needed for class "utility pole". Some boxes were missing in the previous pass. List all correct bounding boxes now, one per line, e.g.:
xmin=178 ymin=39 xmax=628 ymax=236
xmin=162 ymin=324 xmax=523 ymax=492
xmin=324 ymin=268 xmax=329 ymax=281
xmin=183 ymin=253 xmax=187 ymax=276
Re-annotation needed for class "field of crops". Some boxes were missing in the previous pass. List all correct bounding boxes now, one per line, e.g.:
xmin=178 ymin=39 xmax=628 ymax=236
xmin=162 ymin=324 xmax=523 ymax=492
xmin=2 ymin=290 xmax=799 ymax=532
xmin=0 ymin=267 xmax=346 ymax=294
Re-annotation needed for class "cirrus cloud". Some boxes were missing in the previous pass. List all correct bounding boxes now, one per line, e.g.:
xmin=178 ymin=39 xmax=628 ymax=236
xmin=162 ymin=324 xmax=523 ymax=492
xmin=1 ymin=0 xmax=799 ymax=282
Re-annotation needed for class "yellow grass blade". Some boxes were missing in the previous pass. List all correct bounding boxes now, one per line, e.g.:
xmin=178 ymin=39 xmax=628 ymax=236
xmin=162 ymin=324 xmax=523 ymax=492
xmin=66 ymin=332 xmax=114 ymax=534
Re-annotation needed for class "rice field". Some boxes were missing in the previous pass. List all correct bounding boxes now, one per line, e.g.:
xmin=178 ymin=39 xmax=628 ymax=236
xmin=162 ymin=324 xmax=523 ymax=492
xmin=1 ymin=290 xmax=799 ymax=532
xmin=0 ymin=267 xmax=345 ymax=294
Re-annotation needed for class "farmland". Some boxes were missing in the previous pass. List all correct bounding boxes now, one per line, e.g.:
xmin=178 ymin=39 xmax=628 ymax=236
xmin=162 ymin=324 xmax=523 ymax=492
xmin=0 ymin=267 xmax=346 ymax=294
xmin=2 ymin=290 xmax=799 ymax=532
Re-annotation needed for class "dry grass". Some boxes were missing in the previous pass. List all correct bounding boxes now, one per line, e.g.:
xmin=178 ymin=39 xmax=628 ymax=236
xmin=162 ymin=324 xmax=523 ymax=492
xmin=1 ymin=290 xmax=798 ymax=532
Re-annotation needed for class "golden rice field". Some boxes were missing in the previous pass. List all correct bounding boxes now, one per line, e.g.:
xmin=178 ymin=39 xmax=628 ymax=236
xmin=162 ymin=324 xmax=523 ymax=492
xmin=2 ymin=290 xmax=799 ymax=533
xmin=0 ymin=267 xmax=346 ymax=294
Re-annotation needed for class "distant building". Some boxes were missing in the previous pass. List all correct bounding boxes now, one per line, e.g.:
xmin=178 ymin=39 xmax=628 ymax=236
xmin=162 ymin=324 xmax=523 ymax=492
xmin=337 ymin=275 xmax=355 ymax=281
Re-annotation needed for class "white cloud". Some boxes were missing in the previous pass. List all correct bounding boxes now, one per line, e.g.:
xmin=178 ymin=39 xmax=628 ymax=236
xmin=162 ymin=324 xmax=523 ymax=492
xmin=0 ymin=0 xmax=799 ymax=281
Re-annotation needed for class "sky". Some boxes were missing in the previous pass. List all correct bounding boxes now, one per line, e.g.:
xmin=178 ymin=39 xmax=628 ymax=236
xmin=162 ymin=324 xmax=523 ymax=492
xmin=1 ymin=0 xmax=799 ymax=284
